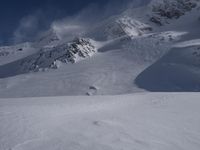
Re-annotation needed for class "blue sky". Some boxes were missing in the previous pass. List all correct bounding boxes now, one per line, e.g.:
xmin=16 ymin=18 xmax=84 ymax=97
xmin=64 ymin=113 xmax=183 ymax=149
xmin=0 ymin=0 xmax=109 ymax=44
xmin=0 ymin=0 xmax=146 ymax=44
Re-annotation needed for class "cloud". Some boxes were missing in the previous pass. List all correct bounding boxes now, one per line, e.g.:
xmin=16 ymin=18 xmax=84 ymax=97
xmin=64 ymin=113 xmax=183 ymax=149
xmin=51 ymin=22 xmax=84 ymax=40
xmin=12 ymin=0 xmax=151 ymax=44
xmin=13 ymin=11 xmax=40 ymax=43
xmin=12 ymin=10 xmax=55 ymax=43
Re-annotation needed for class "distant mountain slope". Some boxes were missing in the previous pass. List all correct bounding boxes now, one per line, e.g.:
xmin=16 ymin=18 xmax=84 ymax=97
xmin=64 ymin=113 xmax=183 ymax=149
xmin=0 ymin=42 xmax=37 ymax=65
xmin=0 ymin=0 xmax=199 ymax=97
xmin=0 ymin=38 xmax=97 ymax=78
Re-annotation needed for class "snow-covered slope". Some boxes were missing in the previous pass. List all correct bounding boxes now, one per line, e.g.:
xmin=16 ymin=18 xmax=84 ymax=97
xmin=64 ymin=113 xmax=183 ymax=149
xmin=0 ymin=29 xmax=185 ymax=97
xmin=1 ymin=1 xmax=200 ymax=149
xmin=0 ymin=93 xmax=200 ymax=150
xmin=0 ymin=42 xmax=37 ymax=65
xmin=135 ymin=40 xmax=200 ymax=91
xmin=87 ymin=16 xmax=152 ymax=40
xmin=135 ymin=9 xmax=200 ymax=91
xmin=0 ymin=0 xmax=200 ymax=97
xmin=0 ymin=38 xmax=97 ymax=78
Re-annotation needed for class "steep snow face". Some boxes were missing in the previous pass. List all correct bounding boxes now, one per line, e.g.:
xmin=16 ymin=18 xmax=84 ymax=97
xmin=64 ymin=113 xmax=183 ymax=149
xmin=88 ymin=16 xmax=152 ymax=41
xmin=135 ymin=40 xmax=200 ymax=91
xmin=149 ymin=0 xmax=200 ymax=25
xmin=116 ymin=16 xmax=152 ymax=37
xmin=135 ymin=6 xmax=200 ymax=92
xmin=124 ymin=31 xmax=187 ymax=62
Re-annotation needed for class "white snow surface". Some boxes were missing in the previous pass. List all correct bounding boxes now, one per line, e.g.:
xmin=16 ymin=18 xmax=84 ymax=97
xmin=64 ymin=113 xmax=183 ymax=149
xmin=0 ymin=93 xmax=200 ymax=150
xmin=174 ymin=39 xmax=200 ymax=48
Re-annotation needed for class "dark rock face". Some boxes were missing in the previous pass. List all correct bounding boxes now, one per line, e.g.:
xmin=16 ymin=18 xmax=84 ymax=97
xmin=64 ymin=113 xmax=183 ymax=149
xmin=150 ymin=16 xmax=163 ymax=26
xmin=150 ymin=0 xmax=198 ymax=25
xmin=0 ymin=51 xmax=9 ymax=57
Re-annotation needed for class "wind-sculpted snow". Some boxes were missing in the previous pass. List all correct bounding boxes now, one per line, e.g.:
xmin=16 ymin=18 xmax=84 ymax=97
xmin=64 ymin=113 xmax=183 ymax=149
xmin=134 ymin=4 xmax=200 ymax=92
xmin=135 ymin=41 xmax=200 ymax=91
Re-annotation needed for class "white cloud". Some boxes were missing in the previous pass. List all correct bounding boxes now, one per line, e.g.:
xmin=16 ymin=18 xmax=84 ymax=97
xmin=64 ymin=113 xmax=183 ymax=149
xmin=13 ymin=12 xmax=40 ymax=43
xmin=51 ymin=21 xmax=84 ymax=40
xmin=12 ymin=0 xmax=150 ymax=44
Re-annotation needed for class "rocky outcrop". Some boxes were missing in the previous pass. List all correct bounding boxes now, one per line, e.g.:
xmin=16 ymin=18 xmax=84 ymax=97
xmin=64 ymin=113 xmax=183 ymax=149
xmin=20 ymin=38 xmax=97 ymax=72
xmin=150 ymin=0 xmax=199 ymax=25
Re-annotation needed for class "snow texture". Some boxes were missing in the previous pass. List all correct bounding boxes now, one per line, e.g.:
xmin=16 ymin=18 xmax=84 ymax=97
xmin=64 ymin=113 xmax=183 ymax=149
xmin=0 ymin=93 xmax=200 ymax=150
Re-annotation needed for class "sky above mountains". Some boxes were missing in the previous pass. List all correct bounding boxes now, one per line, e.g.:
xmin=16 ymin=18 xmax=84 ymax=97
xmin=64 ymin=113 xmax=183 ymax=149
xmin=0 ymin=0 xmax=148 ymax=45
xmin=0 ymin=0 xmax=104 ymax=44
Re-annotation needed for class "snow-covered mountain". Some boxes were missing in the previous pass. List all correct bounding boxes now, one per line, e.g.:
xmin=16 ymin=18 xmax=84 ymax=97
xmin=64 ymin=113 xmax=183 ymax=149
xmin=0 ymin=0 xmax=200 ymax=97
xmin=87 ymin=16 xmax=152 ymax=40
xmin=1 ymin=1 xmax=200 ymax=150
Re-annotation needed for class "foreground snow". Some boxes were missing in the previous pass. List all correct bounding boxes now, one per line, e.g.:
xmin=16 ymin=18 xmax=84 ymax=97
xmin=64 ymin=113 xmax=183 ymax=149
xmin=0 ymin=93 xmax=200 ymax=150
